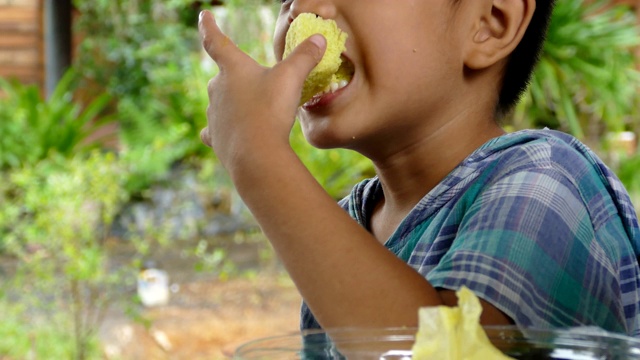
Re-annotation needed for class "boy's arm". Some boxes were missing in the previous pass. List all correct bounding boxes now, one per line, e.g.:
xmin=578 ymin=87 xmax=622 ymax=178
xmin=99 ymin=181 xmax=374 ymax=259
xmin=198 ymin=11 xmax=509 ymax=328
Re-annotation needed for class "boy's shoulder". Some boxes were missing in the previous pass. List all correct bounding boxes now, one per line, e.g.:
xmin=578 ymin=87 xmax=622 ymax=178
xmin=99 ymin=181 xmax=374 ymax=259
xmin=480 ymin=129 xmax=640 ymax=253
xmin=464 ymin=128 xmax=617 ymax=195
xmin=475 ymin=128 xmax=627 ymax=210
xmin=474 ymin=128 xmax=595 ymax=170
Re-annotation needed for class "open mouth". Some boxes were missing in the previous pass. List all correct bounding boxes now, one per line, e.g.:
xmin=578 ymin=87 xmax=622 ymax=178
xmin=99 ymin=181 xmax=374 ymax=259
xmin=316 ymin=55 xmax=355 ymax=96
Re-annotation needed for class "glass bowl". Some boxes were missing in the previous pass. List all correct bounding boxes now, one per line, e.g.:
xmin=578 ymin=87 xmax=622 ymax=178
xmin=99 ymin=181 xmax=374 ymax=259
xmin=234 ymin=326 xmax=640 ymax=359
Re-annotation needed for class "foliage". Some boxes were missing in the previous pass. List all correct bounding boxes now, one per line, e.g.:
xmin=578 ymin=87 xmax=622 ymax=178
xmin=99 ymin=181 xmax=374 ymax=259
xmin=618 ymin=153 xmax=640 ymax=211
xmin=0 ymin=69 xmax=114 ymax=170
xmin=290 ymin=123 xmax=372 ymax=199
xmin=114 ymin=51 xmax=220 ymax=195
xmin=511 ymin=0 xmax=640 ymax=142
xmin=73 ymin=0 xmax=222 ymax=195
xmin=72 ymin=0 xmax=201 ymax=102
xmin=0 ymin=151 xmax=128 ymax=360
xmin=0 ymin=298 xmax=101 ymax=360
xmin=117 ymin=96 xmax=194 ymax=195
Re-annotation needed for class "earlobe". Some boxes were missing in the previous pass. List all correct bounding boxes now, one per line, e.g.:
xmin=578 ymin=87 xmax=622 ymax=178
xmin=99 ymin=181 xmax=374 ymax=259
xmin=464 ymin=0 xmax=535 ymax=71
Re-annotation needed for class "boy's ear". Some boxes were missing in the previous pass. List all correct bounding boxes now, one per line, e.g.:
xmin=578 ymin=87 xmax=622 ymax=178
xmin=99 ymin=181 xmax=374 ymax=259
xmin=464 ymin=0 xmax=536 ymax=70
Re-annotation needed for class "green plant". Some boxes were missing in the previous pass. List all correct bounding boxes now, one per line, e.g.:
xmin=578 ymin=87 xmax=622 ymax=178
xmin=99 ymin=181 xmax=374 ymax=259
xmin=0 ymin=69 xmax=114 ymax=170
xmin=73 ymin=0 xmax=223 ymax=195
xmin=617 ymin=153 xmax=640 ymax=213
xmin=117 ymin=96 xmax=194 ymax=195
xmin=290 ymin=123 xmax=373 ymax=199
xmin=138 ymin=54 xmax=219 ymax=159
xmin=510 ymin=0 xmax=640 ymax=142
xmin=0 ymin=151 xmax=128 ymax=360
xmin=72 ymin=0 xmax=202 ymax=102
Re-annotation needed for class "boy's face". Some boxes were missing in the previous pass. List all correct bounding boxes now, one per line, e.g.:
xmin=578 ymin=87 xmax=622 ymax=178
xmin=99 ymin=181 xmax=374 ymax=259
xmin=274 ymin=0 xmax=473 ymax=155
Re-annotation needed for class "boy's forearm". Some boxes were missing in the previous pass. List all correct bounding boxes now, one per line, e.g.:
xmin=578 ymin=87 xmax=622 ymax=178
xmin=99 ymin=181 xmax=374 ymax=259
xmin=227 ymin=145 xmax=444 ymax=328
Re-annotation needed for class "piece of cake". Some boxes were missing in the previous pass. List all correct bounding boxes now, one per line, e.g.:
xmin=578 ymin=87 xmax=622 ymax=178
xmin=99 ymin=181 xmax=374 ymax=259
xmin=284 ymin=13 xmax=349 ymax=105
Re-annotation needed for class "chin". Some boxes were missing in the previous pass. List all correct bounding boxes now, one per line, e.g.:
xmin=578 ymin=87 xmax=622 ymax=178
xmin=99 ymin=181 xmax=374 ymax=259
xmin=305 ymin=135 xmax=343 ymax=150
xmin=301 ymin=125 xmax=352 ymax=150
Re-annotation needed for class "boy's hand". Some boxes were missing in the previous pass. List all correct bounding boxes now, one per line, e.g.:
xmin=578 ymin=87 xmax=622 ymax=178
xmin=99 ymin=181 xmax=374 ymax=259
xmin=198 ymin=10 xmax=326 ymax=170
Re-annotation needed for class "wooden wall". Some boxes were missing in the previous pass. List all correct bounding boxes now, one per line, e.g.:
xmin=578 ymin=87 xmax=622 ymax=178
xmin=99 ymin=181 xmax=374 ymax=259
xmin=0 ymin=0 xmax=42 ymax=87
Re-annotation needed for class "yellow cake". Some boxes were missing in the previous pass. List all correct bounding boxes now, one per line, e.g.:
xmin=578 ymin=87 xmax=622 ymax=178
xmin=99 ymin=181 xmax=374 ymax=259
xmin=284 ymin=13 xmax=349 ymax=105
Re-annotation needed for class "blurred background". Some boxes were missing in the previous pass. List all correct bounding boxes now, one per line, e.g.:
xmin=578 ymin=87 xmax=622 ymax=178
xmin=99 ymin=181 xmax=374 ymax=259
xmin=0 ymin=0 xmax=639 ymax=359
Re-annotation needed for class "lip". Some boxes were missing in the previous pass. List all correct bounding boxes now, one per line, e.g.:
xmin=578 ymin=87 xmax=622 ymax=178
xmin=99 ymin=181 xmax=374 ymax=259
xmin=302 ymin=84 xmax=348 ymax=111
xmin=302 ymin=54 xmax=354 ymax=112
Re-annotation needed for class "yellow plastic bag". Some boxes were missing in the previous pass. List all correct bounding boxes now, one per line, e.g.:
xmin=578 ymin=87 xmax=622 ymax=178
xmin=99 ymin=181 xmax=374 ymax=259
xmin=412 ymin=286 xmax=514 ymax=360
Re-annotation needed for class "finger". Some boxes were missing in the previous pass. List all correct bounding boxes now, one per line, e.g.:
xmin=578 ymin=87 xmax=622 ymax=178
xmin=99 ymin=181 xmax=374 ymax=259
xmin=198 ymin=10 xmax=249 ymax=69
xmin=275 ymin=34 xmax=327 ymax=85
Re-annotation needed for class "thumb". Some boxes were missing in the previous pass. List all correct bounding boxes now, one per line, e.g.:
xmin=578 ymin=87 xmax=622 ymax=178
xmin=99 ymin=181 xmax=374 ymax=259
xmin=277 ymin=34 xmax=327 ymax=84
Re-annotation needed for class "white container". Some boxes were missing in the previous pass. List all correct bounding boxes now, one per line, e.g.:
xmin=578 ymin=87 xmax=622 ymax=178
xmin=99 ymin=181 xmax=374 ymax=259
xmin=137 ymin=268 xmax=170 ymax=307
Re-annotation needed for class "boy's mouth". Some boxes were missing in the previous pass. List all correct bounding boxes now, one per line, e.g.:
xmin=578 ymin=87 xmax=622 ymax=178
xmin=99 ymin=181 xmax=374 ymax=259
xmin=305 ymin=55 xmax=355 ymax=106
xmin=321 ymin=56 xmax=355 ymax=94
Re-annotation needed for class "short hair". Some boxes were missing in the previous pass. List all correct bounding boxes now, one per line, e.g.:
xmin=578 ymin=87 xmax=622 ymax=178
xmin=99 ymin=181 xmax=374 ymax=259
xmin=497 ymin=0 xmax=556 ymax=116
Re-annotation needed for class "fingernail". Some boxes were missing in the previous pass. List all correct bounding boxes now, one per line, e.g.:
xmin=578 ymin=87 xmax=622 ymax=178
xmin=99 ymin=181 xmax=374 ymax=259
xmin=199 ymin=11 xmax=206 ymax=23
xmin=309 ymin=34 xmax=326 ymax=49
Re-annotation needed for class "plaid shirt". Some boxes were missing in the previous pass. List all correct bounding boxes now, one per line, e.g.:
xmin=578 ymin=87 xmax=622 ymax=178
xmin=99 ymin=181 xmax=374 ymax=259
xmin=301 ymin=129 xmax=640 ymax=336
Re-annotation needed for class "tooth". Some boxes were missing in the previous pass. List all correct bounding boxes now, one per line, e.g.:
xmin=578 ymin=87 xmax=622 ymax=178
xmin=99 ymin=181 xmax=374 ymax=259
xmin=323 ymin=84 xmax=331 ymax=93
xmin=338 ymin=80 xmax=348 ymax=89
xmin=330 ymin=82 xmax=339 ymax=93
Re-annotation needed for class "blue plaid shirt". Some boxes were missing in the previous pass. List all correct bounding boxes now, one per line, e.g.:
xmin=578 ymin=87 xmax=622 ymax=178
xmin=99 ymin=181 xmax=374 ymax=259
xmin=301 ymin=129 xmax=640 ymax=336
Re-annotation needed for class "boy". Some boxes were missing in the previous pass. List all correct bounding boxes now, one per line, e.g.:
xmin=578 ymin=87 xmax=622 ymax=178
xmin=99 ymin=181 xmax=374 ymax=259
xmin=198 ymin=0 xmax=640 ymax=336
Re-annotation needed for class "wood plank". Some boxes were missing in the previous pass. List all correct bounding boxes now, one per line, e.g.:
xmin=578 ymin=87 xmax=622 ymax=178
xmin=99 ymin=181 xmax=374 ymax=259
xmin=0 ymin=7 xmax=38 ymax=21
xmin=0 ymin=74 xmax=41 ymax=84
xmin=0 ymin=23 xmax=38 ymax=32
xmin=0 ymin=0 xmax=39 ymax=6
xmin=0 ymin=48 xmax=39 ymax=66
xmin=0 ymin=32 xmax=39 ymax=47
xmin=0 ymin=65 xmax=41 ymax=79
xmin=0 ymin=3 xmax=42 ymax=87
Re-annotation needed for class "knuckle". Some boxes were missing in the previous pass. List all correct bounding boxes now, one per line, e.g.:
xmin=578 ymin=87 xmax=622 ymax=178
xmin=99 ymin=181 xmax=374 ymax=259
xmin=300 ymin=41 xmax=324 ymax=61
xmin=200 ymin=127 xmax=212 ymax=147
xmin=277 ymin=64 xmax=297 ymax=79
xmin=202 ymin=38 xmax=215 ymax=57
xmin=207 ymin=77 xmax=218 ymax=93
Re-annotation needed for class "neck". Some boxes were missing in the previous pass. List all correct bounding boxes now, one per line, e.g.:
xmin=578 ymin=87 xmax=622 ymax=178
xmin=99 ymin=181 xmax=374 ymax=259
xmin=371 ymin=110 xmax=504 ymax=217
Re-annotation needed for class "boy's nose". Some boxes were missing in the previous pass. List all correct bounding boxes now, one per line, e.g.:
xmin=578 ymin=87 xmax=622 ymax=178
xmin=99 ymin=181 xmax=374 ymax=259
xmin=289 ymin=0 xmax=337 ymax=24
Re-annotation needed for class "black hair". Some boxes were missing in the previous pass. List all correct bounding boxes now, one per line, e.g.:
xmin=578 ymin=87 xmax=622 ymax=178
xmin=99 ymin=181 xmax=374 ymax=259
xmin=497 ymin=0 xmax=556 ymax=117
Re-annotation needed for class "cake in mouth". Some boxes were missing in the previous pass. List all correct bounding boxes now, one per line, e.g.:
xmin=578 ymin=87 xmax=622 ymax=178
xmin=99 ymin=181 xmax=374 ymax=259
xmin=316 ymin=55 xmax=354 ymax=97
xmin=283 ymin=13 xmax=353 ymax=105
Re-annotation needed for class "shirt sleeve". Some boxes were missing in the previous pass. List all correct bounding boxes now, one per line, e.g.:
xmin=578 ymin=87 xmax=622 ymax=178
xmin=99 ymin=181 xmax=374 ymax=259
xmin=425 ymin=166 xmax=631 ymax=334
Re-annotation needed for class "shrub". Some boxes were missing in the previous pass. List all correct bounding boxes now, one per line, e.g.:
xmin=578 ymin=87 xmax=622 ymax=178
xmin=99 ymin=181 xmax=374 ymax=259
xmin=510 ymin=0 xmax=640 ymax=141
xmin=0 ymin=69 xmax=114 ymax=170
xmin=0 ymin=151 xmax=128 ymax=360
